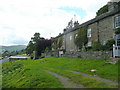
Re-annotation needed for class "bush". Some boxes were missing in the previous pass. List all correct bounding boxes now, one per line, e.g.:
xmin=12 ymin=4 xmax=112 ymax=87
xmin=104 ymin=39 xmax=115 ymax=50
xmin=86 ymin=46 xmax=93 ymax=51
xmin=92 ymin=40 xmax=115 ymax=51
xmin=92 ymin=42 xmax=103 ymax=51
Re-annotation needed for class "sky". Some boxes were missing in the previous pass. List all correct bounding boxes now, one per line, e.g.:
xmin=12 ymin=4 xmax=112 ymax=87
xmin=0 ymin=0 xmax=109 ymax=46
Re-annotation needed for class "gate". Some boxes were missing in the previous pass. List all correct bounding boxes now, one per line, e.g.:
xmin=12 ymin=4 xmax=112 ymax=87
xmin=113 ymin=45 xmax=120 ymax=57
xmin=113 ymin=35 xmax=120 ymax=58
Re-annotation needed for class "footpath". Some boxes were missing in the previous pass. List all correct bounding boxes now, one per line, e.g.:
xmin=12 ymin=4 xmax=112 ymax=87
xmin=45 ymin=70 xmax=118 ymax=88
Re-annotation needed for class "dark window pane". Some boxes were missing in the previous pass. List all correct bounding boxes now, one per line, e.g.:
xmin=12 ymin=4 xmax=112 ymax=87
xmin=115 ymin=15 xmax=120 ymax=28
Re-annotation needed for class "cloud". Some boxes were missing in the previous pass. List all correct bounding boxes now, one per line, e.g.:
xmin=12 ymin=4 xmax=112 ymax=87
xmin=0 ymin=0 xmax=109 ymax=45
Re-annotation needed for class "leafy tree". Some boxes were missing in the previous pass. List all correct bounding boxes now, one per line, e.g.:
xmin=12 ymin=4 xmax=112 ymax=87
xmin=26 ymin=40 xmax=34 ymax=55
xmin=31 ymin=33 xmax=40 ymax=43
xmin=52 ymin=38 xmax=58 ymax=50
xmin=26 ymin=32 xmax=41 ymax=58
xmin=57 ymin=37 xmax=63 ymax=49
xmin=74 ymin=26 xmax=88 ymax=50
xmin=26 ymin=33 xmax=52 ymax=59
xmin=104 ymin=39 xmax=115 ymax=50
xmin=35 ymin=38 xmax=51 ymax=57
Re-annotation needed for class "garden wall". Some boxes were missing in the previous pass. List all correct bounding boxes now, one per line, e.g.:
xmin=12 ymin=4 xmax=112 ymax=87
xmin=43 ymin=51 xmax=112 ymax=59
xmin=64 ymin=51 xmax=112 ymax=59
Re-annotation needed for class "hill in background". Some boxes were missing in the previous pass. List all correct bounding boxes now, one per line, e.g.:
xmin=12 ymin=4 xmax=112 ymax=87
xmin=0 ymin=45 xmax=26 ymax=53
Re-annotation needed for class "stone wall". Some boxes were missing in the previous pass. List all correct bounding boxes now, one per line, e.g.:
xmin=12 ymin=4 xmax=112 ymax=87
xmin=43 ymin=51 xmax=112 ymax=59
xmin=65 ymin=51 xmax=112 ymax=59
xmin=41 ymin=50 xmax=59 ymax=57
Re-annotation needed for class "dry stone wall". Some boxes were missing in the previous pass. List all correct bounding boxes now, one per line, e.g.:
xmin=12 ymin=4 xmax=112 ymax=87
xmin=65 ymin=51 xmax=112 ymax=59
xmin=43 ymin=51 xmax=112 ymax=59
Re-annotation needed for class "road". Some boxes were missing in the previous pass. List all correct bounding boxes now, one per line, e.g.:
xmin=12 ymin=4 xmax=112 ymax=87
xmin=0 ymin=57 xmax=9 ymax=64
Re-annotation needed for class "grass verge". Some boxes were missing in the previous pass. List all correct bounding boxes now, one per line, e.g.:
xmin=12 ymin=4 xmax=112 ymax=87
xmin=2 ymin=57 xmax=119 ymax=88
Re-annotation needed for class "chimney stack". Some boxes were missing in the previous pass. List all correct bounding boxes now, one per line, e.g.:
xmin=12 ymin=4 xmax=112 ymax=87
xmin=108 ymin=0 xmax=119 ymax=12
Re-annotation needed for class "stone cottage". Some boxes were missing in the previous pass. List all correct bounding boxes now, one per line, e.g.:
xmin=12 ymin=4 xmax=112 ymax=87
xmin=52 ymin=1 xmax=120 ymax=58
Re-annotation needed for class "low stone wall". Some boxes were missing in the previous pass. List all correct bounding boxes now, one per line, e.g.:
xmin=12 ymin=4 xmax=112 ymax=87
xmin=65 ymin=51 xmax=112 ymax=59
xmin=41 ymin=51 xmax=59 ymax=57
xmin=42 ymin=51 xmax=112 ymax=59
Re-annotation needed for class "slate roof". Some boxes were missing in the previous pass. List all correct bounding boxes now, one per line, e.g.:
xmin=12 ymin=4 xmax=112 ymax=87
xmin=81 ymin=8 xmax=120 ymax=26
xmin=55 ymin=8 xmax=120 ymax=37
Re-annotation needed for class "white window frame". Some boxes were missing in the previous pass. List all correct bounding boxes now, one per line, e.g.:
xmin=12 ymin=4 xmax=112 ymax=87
xmin=75 ymin=34 xmax=78 ymax=38
xmin=102 ymin=41 xmax=106 ymax=45
xmin=114 ymin=15 xmax=120 ymax=28
xmin=87 ymin=28 xmax=92 ymax=38
xmin=87 ymin=42 xmax=92 ymax=47
xmin=70 ymin=36 xmax=72 ymax=40
xmin=117 ymin=39 xmax=120 ymax=46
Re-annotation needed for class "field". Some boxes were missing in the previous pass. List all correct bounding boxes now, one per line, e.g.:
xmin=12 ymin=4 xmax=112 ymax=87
xmin=2 ymin=57 xmax=119 ymax=88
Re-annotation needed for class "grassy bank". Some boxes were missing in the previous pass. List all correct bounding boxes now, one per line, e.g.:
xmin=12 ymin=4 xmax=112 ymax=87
xmin=2 ymin=57 xmax=119 ymax=88
xmin=16 ymin=54 xmax=27 ymax=56
xmin=2 ymin=60 xmax=63 ymax=88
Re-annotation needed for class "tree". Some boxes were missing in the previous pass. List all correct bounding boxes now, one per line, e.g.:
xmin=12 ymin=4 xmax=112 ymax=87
xmin=57 ymin=37 xmax=63 ymax=49
xmin=26 ymin=32 xmax=52 ymax=59
xmin=52 ymin=38 xmax=58 ymax=50
xmin=74 ymin=26 xmax=88 ymax=50
xmin=31 ymin=33 xmax=40 ymax=43
xmin=35 ymin=38 xmax=51 ymax=56
xmin=26 ymin=32 xmax=41 ymax=58
xmin=26 ymin=40 xmax=34 ymax=55
xmin=104 ymin=39 xmax=115 ymax=50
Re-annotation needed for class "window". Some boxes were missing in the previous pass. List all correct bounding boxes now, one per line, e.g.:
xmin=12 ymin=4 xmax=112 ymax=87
xmin=75 ymin=34 xmax=78 ymax=38
xmin=70 ymin=36 xmax=72 ymax=40
xmin=101 ymin=41 xmax=106 ymax=45
xmin=114 ymin=15 xmax=120 ymax=28
xmin=87 ymin=28 xmax=92 ymax=38
xmin=117 ymin=39 xmax=120 ymax=46
xmin=87 ymin=42 xmax=92 ymax=47
xmin=63 ymin=40 xmax=64 ymax=43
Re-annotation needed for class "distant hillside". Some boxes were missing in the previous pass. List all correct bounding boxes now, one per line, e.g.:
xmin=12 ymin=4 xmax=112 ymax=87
xmin=0 ymin=45 xmax=26 ymax=53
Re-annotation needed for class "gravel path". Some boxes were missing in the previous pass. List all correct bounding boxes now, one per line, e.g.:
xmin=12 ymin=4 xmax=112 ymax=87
xmin=69 ymin=70 xmax=118 ymax=86
xmin=45 ymin=70 xmax=84 ymax=88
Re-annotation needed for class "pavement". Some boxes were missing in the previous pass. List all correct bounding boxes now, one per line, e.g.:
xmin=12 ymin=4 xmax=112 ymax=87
xmin=0 ymin=57 xmax=9 ymax=64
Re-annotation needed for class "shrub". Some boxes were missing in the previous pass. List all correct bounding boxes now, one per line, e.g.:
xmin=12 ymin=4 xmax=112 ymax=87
xmin=92 ymin=42 xmax=103 ymax=51
xmin=92 ymin=40 xmax=115 ymax=51
xmin=86 ymin=46 xmax=93 ymax=51
xmin=104 ymin=39 xmax=115 ymax=50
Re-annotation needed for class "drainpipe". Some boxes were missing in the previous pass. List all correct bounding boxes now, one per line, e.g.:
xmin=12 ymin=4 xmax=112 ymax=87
xmin=97 ymin=21 xmax=100 ymax=42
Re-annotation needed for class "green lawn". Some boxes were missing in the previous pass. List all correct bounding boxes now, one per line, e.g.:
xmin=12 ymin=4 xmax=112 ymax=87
xmin=2 ymin=57 xmax=119 ymax=88
xmin=16 ymin=54 xmax=27 ymax=56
